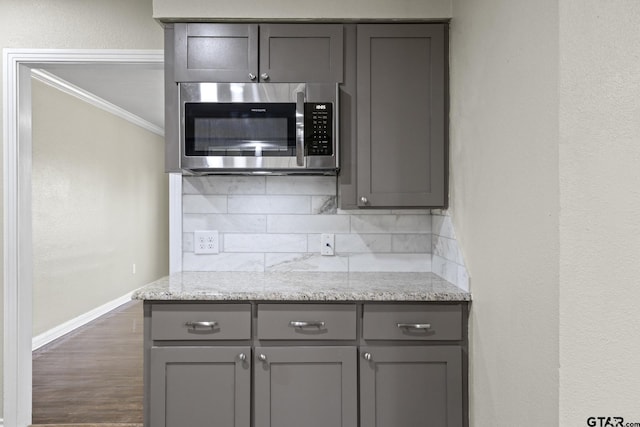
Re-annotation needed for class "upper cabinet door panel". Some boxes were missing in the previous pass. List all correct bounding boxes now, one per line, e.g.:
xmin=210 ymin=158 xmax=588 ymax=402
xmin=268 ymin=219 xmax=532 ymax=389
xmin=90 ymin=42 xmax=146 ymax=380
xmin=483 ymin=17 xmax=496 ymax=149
xmin=356 ymin=24 xmax=447 ymax=208
xmin=259 ymin=24 xmax=344 ymax=83
xmin=174 ymin=23 xmax=259 ymax=82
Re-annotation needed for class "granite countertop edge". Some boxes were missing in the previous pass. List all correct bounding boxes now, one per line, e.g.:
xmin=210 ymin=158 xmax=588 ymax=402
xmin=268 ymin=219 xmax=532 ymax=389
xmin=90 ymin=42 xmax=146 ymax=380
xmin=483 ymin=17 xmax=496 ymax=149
xmin=132 ymin=272 xmax=471 ymax=302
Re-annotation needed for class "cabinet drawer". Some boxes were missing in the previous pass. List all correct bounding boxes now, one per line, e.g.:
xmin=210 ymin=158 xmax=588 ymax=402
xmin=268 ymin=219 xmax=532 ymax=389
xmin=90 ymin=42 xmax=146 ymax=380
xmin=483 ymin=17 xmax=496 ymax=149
xmin=257 ymin=304 xmax=356 ymax=340
xmin=151 ymin=303 xmax=251 ymax=340
xmin=363 ymin=304 xmax=462 ymax=341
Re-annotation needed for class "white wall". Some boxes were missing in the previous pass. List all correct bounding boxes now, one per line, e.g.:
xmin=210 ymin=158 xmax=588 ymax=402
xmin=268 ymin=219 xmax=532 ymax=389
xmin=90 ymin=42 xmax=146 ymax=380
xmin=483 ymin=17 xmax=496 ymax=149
xmin=31 ymin=77 xmax=169 ymax=337
xmin=559 ymin=0 xmax=640 ymax=423
xmin=1 ymin=0 xmax=163 ymax=419
xmin=449 ymin=0 xmax=560 ymax=426
xmin=153 ymin=0 xmax=451 ymax=20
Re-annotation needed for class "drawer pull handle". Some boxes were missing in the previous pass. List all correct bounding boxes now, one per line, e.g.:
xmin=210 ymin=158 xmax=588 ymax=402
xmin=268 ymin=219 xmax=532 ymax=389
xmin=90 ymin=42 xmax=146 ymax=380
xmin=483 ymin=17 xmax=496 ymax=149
xmin=397 ymin=323 xmax=431 ymax=330
xmin=185 ymin=321 xmax=218 ymax=330
xmin=289 ymin=321 xmax=326 ymax=328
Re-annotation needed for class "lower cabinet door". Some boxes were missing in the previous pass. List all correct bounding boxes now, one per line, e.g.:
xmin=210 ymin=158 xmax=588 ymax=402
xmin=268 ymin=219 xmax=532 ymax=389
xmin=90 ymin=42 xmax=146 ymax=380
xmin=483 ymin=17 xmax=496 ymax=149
xmin=254 ymin=346 xmax=357 ymax=427
xmin=360 ymin=346 xmax=463 ymax=427
xmin=150 ymin=346 xmax=250 ymax=427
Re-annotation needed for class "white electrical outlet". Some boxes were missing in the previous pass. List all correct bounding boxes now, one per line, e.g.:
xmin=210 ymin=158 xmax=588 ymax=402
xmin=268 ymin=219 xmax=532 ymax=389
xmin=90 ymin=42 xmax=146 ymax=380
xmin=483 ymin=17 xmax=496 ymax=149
xmin=320 ymin=233 xmax=335 ymax=256
xmin=194 ymin=230 xmax=219 ymax=254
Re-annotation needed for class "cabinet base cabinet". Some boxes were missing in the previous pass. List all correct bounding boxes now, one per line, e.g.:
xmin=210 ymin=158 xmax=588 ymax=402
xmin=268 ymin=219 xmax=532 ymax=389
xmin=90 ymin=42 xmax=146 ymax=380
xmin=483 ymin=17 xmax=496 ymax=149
xmin=360 ymin=346 xmax=463 ymax=427
xmin=254 ymin=346 xmax=358 ymax=427
xmin=150 ymin=346 xmax=251 ymax=427
xmin=145 ymin=302 xmax=467 ymax=427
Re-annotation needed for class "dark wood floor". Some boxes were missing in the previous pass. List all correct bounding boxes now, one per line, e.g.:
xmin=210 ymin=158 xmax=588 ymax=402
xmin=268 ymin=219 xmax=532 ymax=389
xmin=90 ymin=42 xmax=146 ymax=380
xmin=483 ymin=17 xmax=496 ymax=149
xmin=32 ymin=300 xmax=143 ymax=425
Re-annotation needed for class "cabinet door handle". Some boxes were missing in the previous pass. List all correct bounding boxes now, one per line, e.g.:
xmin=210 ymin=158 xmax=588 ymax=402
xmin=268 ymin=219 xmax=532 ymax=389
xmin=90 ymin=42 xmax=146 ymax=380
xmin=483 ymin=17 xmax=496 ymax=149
xmin=248 ymin=73 xmax=257 ymax=81
xmin=360 ymin=196 xmax=368 ymax=205
xmin=363 ymin=352 xmax=372 ymax=361
xmin=185 ymin=321 xmax=218 ymax=330
xmin=258 ymin=354 xmax=267 ymax=362
xmin=289 ymin=320 xmax=326 ymax=328
xmin=397 ymin=323 xmax=431 ymax=330
xmin=238 ymin=353 xmax=247 ymax=362
xmin=260 ymin=73 xmax=270 ymax=81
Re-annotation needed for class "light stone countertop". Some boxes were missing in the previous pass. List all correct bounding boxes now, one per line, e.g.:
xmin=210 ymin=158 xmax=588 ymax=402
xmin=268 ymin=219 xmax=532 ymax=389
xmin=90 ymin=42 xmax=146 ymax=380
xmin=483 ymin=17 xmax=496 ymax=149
xmin=132 ymin=271 xmax=470 ymax=302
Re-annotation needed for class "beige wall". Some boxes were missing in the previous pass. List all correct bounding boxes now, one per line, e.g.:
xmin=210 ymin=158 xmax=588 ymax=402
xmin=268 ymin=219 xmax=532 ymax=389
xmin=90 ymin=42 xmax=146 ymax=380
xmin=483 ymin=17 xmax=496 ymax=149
xmin=31 ymin=78 xmax=169 ymax=336
xmin=152 ymin=0 xmax=451 ymax=20
xmin=449 ymin=0 xmax=560 ymax=426
xmin=559 ymin=0 xmax=640 ymax=423
xmin=1 ymin=0 xmax=162 ymax=48
xmin=451 ymin=0 xmax=640 ymax=425
xmin=5 ymin=0 xmax=640 ymax=424
xmin=1 ymin=0 xmax=163 ymax=419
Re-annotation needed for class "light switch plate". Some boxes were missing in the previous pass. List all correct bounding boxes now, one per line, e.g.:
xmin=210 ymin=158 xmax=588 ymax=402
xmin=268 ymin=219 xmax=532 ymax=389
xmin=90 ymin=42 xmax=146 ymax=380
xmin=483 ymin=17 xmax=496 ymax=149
xmin=321 ymin=233 xmax=335 ymax=256
xmin=194 ymin=230 xmax=219 ymax=254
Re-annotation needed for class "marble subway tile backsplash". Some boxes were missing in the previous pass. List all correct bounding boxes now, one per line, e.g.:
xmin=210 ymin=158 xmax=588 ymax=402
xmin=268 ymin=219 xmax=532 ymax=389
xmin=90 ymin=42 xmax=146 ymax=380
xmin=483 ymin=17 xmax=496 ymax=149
xmin=181 ymin=176 xmax=469 ymax=290
xmin=228 ymin=195 xmax=311 ymax=214
xmin=267 ymin=214 xmax=351 ymax=233
xmin=182 ymin=176 xmax=431 ymax=273
xmin=431 ymin=211 xmax=470 ymax=292
xmin=265 ymin=253 xmax=350 ymax=272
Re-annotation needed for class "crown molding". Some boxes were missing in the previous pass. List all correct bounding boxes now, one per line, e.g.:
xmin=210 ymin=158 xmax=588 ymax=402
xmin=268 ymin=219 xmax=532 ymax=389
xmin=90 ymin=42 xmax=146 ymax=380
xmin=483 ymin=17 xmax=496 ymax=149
xmin=30 ymin=68 xmax=164 ymax=136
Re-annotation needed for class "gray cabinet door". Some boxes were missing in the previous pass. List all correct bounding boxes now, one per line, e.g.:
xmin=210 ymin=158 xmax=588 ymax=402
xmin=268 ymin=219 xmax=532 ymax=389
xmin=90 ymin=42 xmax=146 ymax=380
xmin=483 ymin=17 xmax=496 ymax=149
xmin=254 ymin=346 xmax=357 ymax=427
xmin=173 ymin=23 xmax=343 ymax=83
xmin=360 ymin=346 xmax=462 ymax=427
xmin=150 ymin=346 xmax=250 ymax=427
xmin=356 ymin=24 xmax=447 ymax=208
xmin=174 ymin=23 xmax=258 ymax=82
xmin=259 ymin=24 xmax=344 ymax=83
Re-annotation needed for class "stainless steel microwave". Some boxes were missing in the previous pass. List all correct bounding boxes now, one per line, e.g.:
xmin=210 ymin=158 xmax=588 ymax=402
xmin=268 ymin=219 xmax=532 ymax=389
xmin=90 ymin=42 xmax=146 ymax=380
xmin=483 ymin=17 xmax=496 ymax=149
xmin=179 ymin=82 xmax=338 ymax=175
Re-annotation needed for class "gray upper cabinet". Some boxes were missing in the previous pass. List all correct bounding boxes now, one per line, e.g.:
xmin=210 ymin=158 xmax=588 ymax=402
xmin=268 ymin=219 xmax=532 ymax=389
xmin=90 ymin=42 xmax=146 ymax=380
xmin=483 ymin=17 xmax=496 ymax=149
xmin=174 ymin=23 xmax=258 ymax=82
xmin=360 ymin=346 xmax=463 ymax=427
xmin=355 ymin=24 xmax=447 ymax=208
xmin=173 ymin=23 xmax=343 ymax=83
xmin=150 ymin=346 xmax=251 ymax=427
xmin=259 ymin=24 xmax=344 ymax=83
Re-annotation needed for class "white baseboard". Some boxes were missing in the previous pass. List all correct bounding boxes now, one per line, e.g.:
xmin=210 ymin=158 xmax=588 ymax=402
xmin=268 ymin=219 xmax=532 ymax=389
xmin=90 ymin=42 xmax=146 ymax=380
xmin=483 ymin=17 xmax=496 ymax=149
xmin=32 ymin=291 xmax=135 ymax=351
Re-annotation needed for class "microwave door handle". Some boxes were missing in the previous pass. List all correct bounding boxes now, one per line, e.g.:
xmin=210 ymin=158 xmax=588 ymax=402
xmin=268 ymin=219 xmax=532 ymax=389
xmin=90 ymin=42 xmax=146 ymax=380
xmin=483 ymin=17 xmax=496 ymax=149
xmin=295 ymin=90 xmax=305 ymax=167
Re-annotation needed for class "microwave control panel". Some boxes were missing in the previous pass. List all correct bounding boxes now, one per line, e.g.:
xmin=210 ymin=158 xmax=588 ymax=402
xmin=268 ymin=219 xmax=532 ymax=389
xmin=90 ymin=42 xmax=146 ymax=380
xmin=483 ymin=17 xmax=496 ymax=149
xmin=304 ymin=102 xmax=333 ymax=156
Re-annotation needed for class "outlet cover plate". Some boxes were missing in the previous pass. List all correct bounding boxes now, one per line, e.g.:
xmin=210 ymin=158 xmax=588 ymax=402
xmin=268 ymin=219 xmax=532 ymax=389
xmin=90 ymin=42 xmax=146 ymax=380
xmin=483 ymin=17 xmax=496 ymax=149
xmin=321 ymin=233 xmax=335 ymax=256
xmin=194 ymin=230 xmax=219 ymax=254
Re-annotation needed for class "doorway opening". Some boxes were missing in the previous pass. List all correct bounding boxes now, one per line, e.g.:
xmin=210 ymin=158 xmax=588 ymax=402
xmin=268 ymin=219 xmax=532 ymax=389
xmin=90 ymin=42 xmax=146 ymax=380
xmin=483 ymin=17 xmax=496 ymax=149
xmin=3 ymin=49 xmax=181 ymax=427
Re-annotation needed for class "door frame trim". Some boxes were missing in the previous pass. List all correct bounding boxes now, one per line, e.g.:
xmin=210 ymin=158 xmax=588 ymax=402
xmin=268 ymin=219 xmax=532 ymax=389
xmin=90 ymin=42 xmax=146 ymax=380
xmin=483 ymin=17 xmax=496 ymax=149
xmin=2 ymin=48 xmax=177 ymax=427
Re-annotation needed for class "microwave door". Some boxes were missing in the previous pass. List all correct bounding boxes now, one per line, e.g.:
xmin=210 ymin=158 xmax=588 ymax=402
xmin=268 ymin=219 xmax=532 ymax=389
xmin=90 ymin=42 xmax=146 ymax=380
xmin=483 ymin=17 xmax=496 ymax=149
xmin=178 ymin=82 xmax=338 ymax=174
xmin=182 ymin=101 xmax=304 ymax=171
